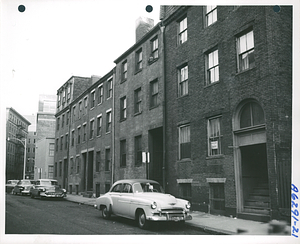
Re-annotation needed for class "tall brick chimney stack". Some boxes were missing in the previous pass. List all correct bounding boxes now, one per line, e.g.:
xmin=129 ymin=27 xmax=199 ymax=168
xmin=135 ymin=17 xmax=154 ymax=42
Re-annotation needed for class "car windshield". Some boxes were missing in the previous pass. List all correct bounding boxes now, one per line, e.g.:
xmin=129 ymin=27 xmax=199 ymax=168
xmin=18 ymin=180 xmax=32 ymax=185
xmin=133 ymin=182 xmax=164 ymax=193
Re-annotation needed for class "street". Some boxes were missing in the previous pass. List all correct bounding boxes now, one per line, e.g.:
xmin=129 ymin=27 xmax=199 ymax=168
xmin=5 ymin=193 xmax=207 ymax=235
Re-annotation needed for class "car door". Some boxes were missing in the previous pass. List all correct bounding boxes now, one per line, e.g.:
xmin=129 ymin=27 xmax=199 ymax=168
xmin=118 ymin=183 xmax=134 ymax=218
xmin=110 ymin=183 xmax=123 ymax=215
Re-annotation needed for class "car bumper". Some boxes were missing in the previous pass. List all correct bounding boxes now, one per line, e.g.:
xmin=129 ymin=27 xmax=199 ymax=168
xmin=40 ymin=192 xmax=65 ymax=198
xmin=146 ymin=213 xmax=192 ymax=222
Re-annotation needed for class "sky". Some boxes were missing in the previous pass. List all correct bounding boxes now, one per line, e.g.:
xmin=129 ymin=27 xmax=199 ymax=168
xmin=0 ymin=0 xmax=161 ymax=116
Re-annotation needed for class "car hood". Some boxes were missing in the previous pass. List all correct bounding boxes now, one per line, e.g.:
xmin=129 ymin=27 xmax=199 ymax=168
xmin=133 ymin=193 xmax=182 ymax=206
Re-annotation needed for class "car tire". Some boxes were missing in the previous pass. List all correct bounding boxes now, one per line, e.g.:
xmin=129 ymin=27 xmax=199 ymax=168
xmin=101 ymin=205 xmax=111 ymax=219
xmin=137 ymin=210 xmax=149 ymax=229
xmin=30 ymin=193 xmax=34 ymax=199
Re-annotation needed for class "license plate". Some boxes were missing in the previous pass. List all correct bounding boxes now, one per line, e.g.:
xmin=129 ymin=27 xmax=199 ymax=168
xmin=171 ymin=216 xmax=184 ymax=221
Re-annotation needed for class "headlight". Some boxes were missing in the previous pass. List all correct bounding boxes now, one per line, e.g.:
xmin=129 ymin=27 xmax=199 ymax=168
xmin=151 ymin=202 xmax=157 ymax=209
xmin=186 ymin=201 xmax=191 ymax=209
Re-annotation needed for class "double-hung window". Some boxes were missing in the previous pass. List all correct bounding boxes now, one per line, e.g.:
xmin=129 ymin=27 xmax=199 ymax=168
xmin=106 ymin=110 xmax=112 ymax=133
xmin=120 ymin=96 xmax=127 ymax=120
xmin=135 ymin=135 xmax=142 ymax=166
xmin=97 ymin=115 xmax=102 ymax=136
xmin=208 ymin=117 xmax=222 ymax=156
xmin=98 ymin=85 xmax=103 ymax=104
xmin=83 ymin=124 xmax=86 ymax=142
xmin=178 ymin=17 xmax=187 ymax=44
xmin=90 ymin=90 xmax=95 ymax=108
xmin=121 ymin=60 xmax=127 ymax=81
xmin=150 ymin=36 xmax=158 ymax=59
xmin=206 ymin=5 xmax=217 ymax=27
xmin=150 ymin=79 xmax=158 ymax=108
xmin=134 ymin=88 xmax=142 ymax=114
xmin=178 ymin=65 xmax=188 ymax=97
xmin=71 ymin=130 xmax=75 ymax=146
xmin=206 ymin=49 xmax=219 ymax=85
xmin=179 ymin=125 xmax=191 ymax=159
xmin=107 ymin=78 xmax=112 ymax=99
xmin=136 ymin=49 xmax=143 ymax=71
xmin=237 ymin=30 xmax=255 ymax=72
xmin=90 ymin=119 xmax=94 ymax=139
xmin=77 ymin=126 xmax=81 ymax=144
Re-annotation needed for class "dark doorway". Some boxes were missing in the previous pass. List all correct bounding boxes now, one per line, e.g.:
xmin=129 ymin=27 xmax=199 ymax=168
xmin=148 ymin=127 xmax=163 ymax=186
xmin=63 ymin=158 xmax=68 ymax=189
xmin=87 ymin=151 xmax=94 ymax=191
xmin=240 ymin=143 xmax=268 ymax=202
xmin=82 ymin=152 xmax=87 ymax=192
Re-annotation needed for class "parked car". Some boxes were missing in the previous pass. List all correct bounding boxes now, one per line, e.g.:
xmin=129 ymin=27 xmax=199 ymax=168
xmin=12 ymin=180 xmax=34 ymax=195
xmin=6 ymin=180 xmax=19 ymax=193
xmin=94 ymin=179 xmax=192 ymax=229
xmin=30 ymin=179 xmax=67 ymax=199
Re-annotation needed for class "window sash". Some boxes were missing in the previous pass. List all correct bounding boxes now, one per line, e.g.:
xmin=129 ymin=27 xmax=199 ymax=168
xmin=151 ymin=38 xmax=158 ymax=58
xmin=150 ymin=81 xmax=158 ymax=107
xmin=179 ymin=125 xmax=191 ymax=159
xmin=134 ymin=89 xmax=142 ymax=113
xmin=206 ymin=5 xmax=217 ymax=26
xmin=179 ymin=66 xmax=188 ymax=96
xmin=120 ymin=97 xmax=127 ymax=120
xmin=179 ymin=18 xmax=187 ymax=44
xmin=136 ymin=50 xmax=143 ymax=70
xmin=208 ymin=117 xmax=222 ymax=156
xmin=90 ymin=120 xmax=94 ymax=139
xmin=98 ymin=86 xmax=103 ymax=104
xmin=122 ymin=62 xmax=127 ymax=80
xmin=97 ymin=116 xmax=102 ymax=136
xmin=237 ymin=31 xmax=255 ymax=71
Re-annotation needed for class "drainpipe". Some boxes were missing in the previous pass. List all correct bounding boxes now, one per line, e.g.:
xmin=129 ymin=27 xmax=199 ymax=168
xmin=160 ymin=22 xmax=166 ymax=190
xmin=111 ymin=69 xmax=116 ymax=184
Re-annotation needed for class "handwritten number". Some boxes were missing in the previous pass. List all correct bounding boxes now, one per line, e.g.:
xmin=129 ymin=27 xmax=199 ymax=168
xmin=292 ymin=201 xmax=299 ymax=208
xmin=292 ymin=226 xmax=299 ymax=233
xmin=292 ymin=184 xmax=299 ymax=193
xmin=292 ymin=209 xmax=299 ymax=217
xmin=292 ymin=215 xmax=299 ymax=221
xmin=292 ymin=193 xmax=299 ymax=201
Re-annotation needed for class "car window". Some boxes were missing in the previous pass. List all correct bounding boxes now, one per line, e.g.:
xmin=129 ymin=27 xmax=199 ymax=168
xmin=111 ymin=184 xmax=123 ymax=193
xmin=132 ymin=183 xmax=143 ymax=193
xmin=140 ymin=182 xmax=164 ymax=193
xmin=51 ymin=181 xmax=58 ymax=186
xmin=122 ymin=184 xmax=132 ymax=193
xmin=40 ymin=180 xmax=52 ymax=186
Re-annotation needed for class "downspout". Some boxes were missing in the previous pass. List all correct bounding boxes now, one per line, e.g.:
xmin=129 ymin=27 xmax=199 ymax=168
xmin=160 ymin=22 xmax=166 ymax=190
xmin=111 ymin=69 xmax=116 ymax=184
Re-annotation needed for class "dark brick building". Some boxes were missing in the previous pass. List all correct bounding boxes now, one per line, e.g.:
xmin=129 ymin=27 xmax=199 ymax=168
xmin=161 ymin=6 xmax=292 ymax=222
xmin=113 ymin=17 xmax=164 ymax=185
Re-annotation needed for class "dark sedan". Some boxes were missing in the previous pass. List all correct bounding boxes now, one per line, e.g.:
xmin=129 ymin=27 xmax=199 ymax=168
xmin=30 ymin=179 xmax=66 ymax=199
xmin=12 ymin=180 xmax=34 ymax=195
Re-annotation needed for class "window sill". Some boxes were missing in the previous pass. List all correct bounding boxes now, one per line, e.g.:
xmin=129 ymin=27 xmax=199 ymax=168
xmin=134 ymin=111 xmax=142 ymax=116
xmin=177 ymin=158 xmax=192 ymax=163
xmin=134 ymin=69 xmax=142 ymax=75
xmin=204 ymin=80 xmax=221 ymax=88
xmin=177 ymin=93 xmax=189 ymax=99
xmin=120 ymin=79 xmax=127 ymax=84
xmin=90 ymin=107 xmax=95 ymax=110
xmin=236 ymin=66 xmax=256 ymax=76
xmin=149 ymin=104 xmax=159 ymax=110
xmin=206 ymin=155 xmax=224 ymax=160
xmin=148 ymin=58 xmax=158 ymax=65
xmin=120 ymin=118 xmax=126 ymax=122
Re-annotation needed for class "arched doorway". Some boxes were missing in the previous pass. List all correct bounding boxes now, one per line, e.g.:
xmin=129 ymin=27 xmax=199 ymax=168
xmin=233 ymin=99 xmax=270 ymax=221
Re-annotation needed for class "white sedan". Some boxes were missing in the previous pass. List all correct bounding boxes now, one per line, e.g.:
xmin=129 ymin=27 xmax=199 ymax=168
xmin=94 ymin=179 xmax=192 ymax=229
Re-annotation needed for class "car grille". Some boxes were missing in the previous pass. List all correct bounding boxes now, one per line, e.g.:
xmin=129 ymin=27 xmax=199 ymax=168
xmin=46 ymin=192 xmax=62 ymax=195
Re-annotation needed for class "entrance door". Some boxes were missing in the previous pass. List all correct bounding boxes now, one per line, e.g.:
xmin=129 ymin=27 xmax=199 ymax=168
xmin=63 ymin=158 xmax=68 ymax=189
xmin=240 ymin=143 xmax=268 ymax=203
xmin=87 ymin=151 xmax=94 ymax=191
xmin=82 ymin=153 xmax=87 ymax=192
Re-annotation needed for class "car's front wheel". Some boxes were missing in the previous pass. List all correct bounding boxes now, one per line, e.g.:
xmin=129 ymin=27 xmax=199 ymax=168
xmin=137 ymin=210 xmax=149 ymax=229
xmin=101 ymin=205 xmax=111 ymax=219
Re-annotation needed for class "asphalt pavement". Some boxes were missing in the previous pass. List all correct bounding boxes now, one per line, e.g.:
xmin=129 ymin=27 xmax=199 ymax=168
xmin=65 ymin=194 xmax=291 ymax=235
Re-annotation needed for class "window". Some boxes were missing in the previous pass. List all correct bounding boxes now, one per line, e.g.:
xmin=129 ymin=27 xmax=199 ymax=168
xmin=237 ymin=30 xmax=255 ymax=72
xmin=56 ymin=138 xmax=59 ymax=151
xmin=150 ymin=36 xmax=158 ymax=60
xmin=97 ymin=115 xmax=102 ymax=136
xmin=178 ymin=17 xmax=187 ymax=44
xmin=90 ymin=119 xmax=94 ymax=139
xmin=240 ymin=102 xmax=264 ymax=129
xmin=206 ymin=49 xmax=219 ymax=85
xmin=208 ymin=117 xmax=222 ymax=156
xmin=120 ymin=96 xmax=127 ymax=120
xmin=57 ymin=117 xmax=60 ymax=130
xmin=83 ymin=124 xmax=87 ymax=142
xmin=66 ymin=111 xmax=69 ymax=125
xmin=96 ymin=151 xmax=101 ymax=172
xmin=136 ymin=49 xmax=143 ymax=71
xmin=49 ymin=143 xmax=54 ymax=156
xmin=76 ymin=156 xmax=80 ymax=173
xmin=57 ymin=94 xmax=61 ymax=107
xmin=77 ymin=126 xmax=81 ymax=144
xmin=106 ymin=110 xmax=112 ymax=133
xmin=62 ymin=114 xmax=65 ymax=128
xmin=60 ymin=136 xmax=63 ymax=150
xmin=105 ymin=148 xmax=110 ymax=171
xmin=120 ymin=140 xmax=126 ymax=167
xmin=135 ymin=135 xmax=142 ymax=166
xmin=134 ymin=88 xmax=142 ymax=114
xmin=27 ymin=148 xmax=30 ymax=153
xmin=71 ymin=130 xmax=75 ymax=146
xmin=150 ymin=79 xmax=158 ymax=108
xmin=79 ymin=101 xmax=82 ymax=118
xmin=84 ymin=97 xmax=88 ymax=110
xmin=54 ymin=162 xmax=57 ymax=177
xmin=206 ymin=5 xmax=217 ymax=27
xmin=65 ymin=134 xmax=68 ymax=149
xmin=72 ymin=106 xmax=76 ymax=122
xmin=70 ymin=158 xmax=74 ymax=175
xmin=179 ymin=125 xmax=191 ymax=159
xmin=178 ymin=65 xmax=188 ymax=96
xmin=179 ymin=183 xmax=192 ymax=198
xmin=90 ymin=90 xmax=95 ymax=108
xmin=209 ymin=183 xmax=225 ymax=212
xmin=48 ymin=165 xmax=53 ymax=179
xmin=98 ymin=85 xmax=103 ymax=104
xmin=107 ymin=78 xmax=112 ymax=99
xmin=67 ymin=85 xmax=71 ymax=100
xmin=121 ymin=60 xmax=127 ymax=81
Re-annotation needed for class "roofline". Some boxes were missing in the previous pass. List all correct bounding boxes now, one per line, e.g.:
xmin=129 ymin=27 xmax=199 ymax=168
xmin=6 ymin=107 xmax=31 ymax=126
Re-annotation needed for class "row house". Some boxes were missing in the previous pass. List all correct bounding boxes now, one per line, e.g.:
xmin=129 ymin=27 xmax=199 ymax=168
xmin=162 ymin=6 xmax=292 ymax=222
xmin=55 ymin=73 xmax=114 ymax=197
xmin=53 ymin=6 xmax=292 ymax=222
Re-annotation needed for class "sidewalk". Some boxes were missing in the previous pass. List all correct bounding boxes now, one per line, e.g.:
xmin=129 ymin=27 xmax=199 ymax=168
xmin=65 ymin=194 xmax=290 ymax=235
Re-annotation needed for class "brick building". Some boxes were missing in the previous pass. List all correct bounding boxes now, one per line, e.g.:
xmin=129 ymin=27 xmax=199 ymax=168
xmin=54 ymin=73 xmax=114 ymax=196
xmin=113 ymin=17 xmax=164 ymax=185
xmin=6 ymin=107 xmax=31 ymax=180
xmin=161 ymin=6 xmax=292 ymax=222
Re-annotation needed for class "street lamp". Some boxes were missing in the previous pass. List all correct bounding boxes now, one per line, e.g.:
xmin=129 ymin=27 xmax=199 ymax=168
xmin=7 ymin=137 xmax=27 ymax=179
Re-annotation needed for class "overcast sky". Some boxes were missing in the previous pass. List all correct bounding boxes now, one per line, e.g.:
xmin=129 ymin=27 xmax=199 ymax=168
xmin=1 ymin=0 xmax=161 ymax=116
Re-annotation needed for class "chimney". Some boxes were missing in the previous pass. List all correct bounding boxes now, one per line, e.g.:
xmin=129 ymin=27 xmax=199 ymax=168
xmin=135 ymin=17 xmax=154 ymax=42
xmin=91 ymin=75 xmax=101 ymax=84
